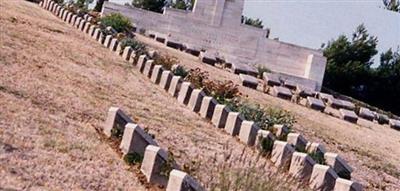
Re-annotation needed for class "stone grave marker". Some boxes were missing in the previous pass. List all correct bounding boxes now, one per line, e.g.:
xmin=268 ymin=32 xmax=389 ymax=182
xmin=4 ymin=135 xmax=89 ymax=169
xmin=141 ymin=145 xmax=169 ymax=187
xmin=168 ymin=76 xmax=182 ymax=97
xmin=271 ymin=86 xmax=293 ymax=100
xmin=166 ymin=170 xmax=204 ymax=191
xmin=309 ymin=164 xmax=338 ymax=191
xmin=199 ymin=96 xmax=218 ymax=120
xmin=287 ymin=133 xmax=308 ymax=152
xmin=224 ymin=112 xmax=244 ymax=136
xmin=239 ymin=121 xmax=260 ymax=146
xmin=339 ymin=109 xmax=358 ymax=123
xmin=324 ymin=152 xmax=353 ymax=179
xmin=188 ymin=89 xmax=206 ymax=112
xmin=271 ymin=141 xmax=295 ymax=168
xmin=120 ymin=123 xmax=158 ymax=156
xmin=150 ymin=65 xmax=164 ymax=84
xmin=358 ymin=107 xmax=374 ymax=121
xmin=334 ymin=178 xmax=363 ymax=191
xmin=104 ymin=107 xmax=133 ymax=138
xmin=289 ymin=152 xmax=316 ymax=182
xmin=211 ymin=104 xmax=231 ymax=128
xmin=160 ymin=71 xmax=173 ymax=90
xmin=239 ymin=74 xmax=259 ymax=89
xmin=177 ymin=82 xmax=194 ymax=105
xmin=306 ymin=97 xmax=326 ymax=112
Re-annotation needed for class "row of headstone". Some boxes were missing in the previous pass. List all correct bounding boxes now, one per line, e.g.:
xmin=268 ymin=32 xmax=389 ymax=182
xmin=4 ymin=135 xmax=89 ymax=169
xmin=127 ymin=51 xmax=362 ymax=190
xmin=41 ymin=2 xmax=363 ymax=189
xmin=40 ymin=1 xmax=204 ymax=190
xmin=262 ymin=72 xmax=400 ymax=129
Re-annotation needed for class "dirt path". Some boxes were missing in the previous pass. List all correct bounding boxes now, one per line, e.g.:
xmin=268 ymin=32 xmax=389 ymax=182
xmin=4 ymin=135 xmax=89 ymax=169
xmin=1 ymin=1 xmax=303 ymax=190
xmin=136 ymin=33 xmax=400 ymax=190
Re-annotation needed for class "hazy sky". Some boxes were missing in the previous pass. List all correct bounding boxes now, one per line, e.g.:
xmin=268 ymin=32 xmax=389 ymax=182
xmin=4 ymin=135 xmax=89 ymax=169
xmin=102 ymin=0 xmax=400 ymax=64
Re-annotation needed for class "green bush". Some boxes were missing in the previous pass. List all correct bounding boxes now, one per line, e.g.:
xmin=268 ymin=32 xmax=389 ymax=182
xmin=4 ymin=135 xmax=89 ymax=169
xmin=100 ymin=13 xmax=132 ymax=33
xmin=309 ymin=152 xmax=326 ymax=165
xmin=153 ymin=54 xmax=179 ymax=71
xmin=119 ymin=38 xmax=147 ymax=56
xmin=257 ymin=66 xmax=271 ymax=78
xmin=173 ymin=65 xmax=188 ymax=78
xmin=257 ymin=136 xmax=274 ymax=156
xmin=123 ymin=152 xmax=143 ymax=165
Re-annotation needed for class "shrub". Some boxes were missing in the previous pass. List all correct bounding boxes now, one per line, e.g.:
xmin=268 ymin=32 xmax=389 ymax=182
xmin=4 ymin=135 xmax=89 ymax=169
xmin=123 ymin=152 xmax=143 ymax=165
xmin=184 ymin=68 xmax=209 ymax=89
xmin=160 ymin=150 xmax=175 ymax=178
xmin=257 ymin=136 xmax=274 ymax=156
xmin=257 ymin=66 xmax=271 ymax=78
xmin=234 ymin=102 xmax=270 ymax=129
xmin=309 ymin=152 xmax=326 ymax=165
xmin=203 ymin=80 xmax=240 ymax=103
xmin=153 ymin=54 xmax=179 ymax=70
xmin=119 ymin=37 xmax=146 ymax=55
xmin=264 ymin=107 xmax=296 ymax=129
xmin=172 ymin=65 xmax=188 ymax=78
xmin=100 ymin=13 xmax=132 ymax=33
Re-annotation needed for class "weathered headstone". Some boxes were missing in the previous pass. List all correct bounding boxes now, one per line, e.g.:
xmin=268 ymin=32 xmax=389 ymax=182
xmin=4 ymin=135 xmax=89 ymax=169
xmin=104 ymin=107 xmax=133 ymax=138
xmin=199 ymin=51 xmax=217 ymax=65
xmin=239 ymin=74 xmax=259 ymax=89
xmin=389 ymin=119 xmax=400 ymax=130
xmin=147 ymin=50 xmax=157 ymax=58
xmin=136 ymin=55 xmax=147 ymax=72
xmin=92 ymin=28 xmax=101 ymax=40
xmin=263 ymin=72 xmax=281 ymax=87
xmin=306 ymin=97 xmax=326 ymax=112
xmin=239 ymin=121 xmax=260 ymax=146
xmin=273 ymin=124 xmax=290 ymax=139
xmin=199 ymin=96 xmax=218 ymax=120
xmin=284 ymin=80 xmax=297 ymax=90
xmin=120 ymin=123 xmax=158 ymax=156
xmin=340 ymin=100 xmax=356 ymax=111
xmin=309 ymin=164 xmax=338 ymax=191
xmin=327 ymin=97 xmax=344 ymax=109
xmin=143 ymin=60 xmax=155 ymax=77
xmin=166 ymin=170 xmax=204 ymax=191
xmin=271 ymin=141 xmax=295 ymax=168
xmin=103 ymin=35 xmax=112 ymax=48
xmin=306 ymin=142 xmax=326 ymax=156
xmin=318 ymin=92 xmax=334 ymax=103
xmin=334 ymin=178 xmax=363 ymax=191
xmin=231 ymin=63 xmax=258 ymax=77
xmin=160 ymin=70 xmax=173 ymax=90
xmin=140 ymin=145 xmax=169 ymax=187
xmin=123 ymin=46 xmax=134 ymax=61
xmin=109 ymin=38 xmax=119 ymax=52
xmin=151 ymin=65 xmax=164 ymax=84
xmin=211 ymin=104 xmax=231 ymax=128
xmin=289 ymin=152 xmax=316 ymax=182
xmin=78 ymin=20 xmax=86 ymax=31
xmin=339 ymin=109 xmax=358 ymax=123
xmin=67 ymin=13 xmax=74 ymax=24
xmin=166 ymin=40 xmax=183 ymax=50
xmin=74 ymin=17 xmax=82 ymax=28
xmin=177 ymin=82 xmax=194 ymax=105
xmin=98 ymin=32 xmax=105 ymax=44
xmin=324 ymin=152 xmax=353 ymax=179
xmin=185 ymin=45 xmax=201 ymax=57
xmin=83 ymin=22 xmax=91 ymax=34
xmin=224 ymin=112 xmax=244 ymax=136
xmin=271 ymin=86 xmax=293 ymax=100
xmin=188 ymin=89 xmax=206 ymax=112
xmin=358 ymin=107 xmax=374 ymax=121
xmin=287 ymin=133 xmax=308 ymax=151
xmin=168 ymin=76 xmax=182 ymax=97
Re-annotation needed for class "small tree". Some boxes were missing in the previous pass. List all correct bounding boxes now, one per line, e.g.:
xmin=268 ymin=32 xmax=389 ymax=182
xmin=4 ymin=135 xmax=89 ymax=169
xmin=383 ymin=0 xmax=400 ymax=12
xmin=94 ymin=0 xmax=107 ymax=12
xmin=100 ymin=13 xmax=132 ymax=33
xmin=132 ymin=0 xmax=166 ymax=13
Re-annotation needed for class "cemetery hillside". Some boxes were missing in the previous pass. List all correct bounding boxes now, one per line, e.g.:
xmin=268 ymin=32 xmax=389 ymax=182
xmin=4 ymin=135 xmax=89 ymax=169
xmin=1 ymin=0 xmax=399 ymax=191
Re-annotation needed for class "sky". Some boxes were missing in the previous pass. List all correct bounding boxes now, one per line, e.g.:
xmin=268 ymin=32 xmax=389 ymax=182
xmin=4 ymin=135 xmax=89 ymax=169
xmin=96 ymin=0 xmax=400 ymax=65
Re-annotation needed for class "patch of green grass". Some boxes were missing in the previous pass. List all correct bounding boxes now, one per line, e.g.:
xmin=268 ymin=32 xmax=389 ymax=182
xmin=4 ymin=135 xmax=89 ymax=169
xmin=123 ymin=152 xmax=143 ymax=165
